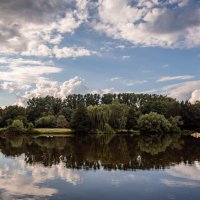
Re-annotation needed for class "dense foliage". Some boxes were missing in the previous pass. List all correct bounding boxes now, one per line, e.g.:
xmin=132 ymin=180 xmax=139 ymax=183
xmin=0 ymin=93 xmax=200 ymax=134
xmin=138 ymin=112 xmax=172 ymax=134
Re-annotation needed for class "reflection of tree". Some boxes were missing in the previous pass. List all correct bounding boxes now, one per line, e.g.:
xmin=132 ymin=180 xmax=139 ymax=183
xmin=138 ymin=134 xmax=183 ymax=155
xmin=0 ymin=135 xmax=199 ymax=170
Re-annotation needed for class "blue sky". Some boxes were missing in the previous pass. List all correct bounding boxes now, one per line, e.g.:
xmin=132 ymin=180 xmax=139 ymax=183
xmin=0 ymin=0 xmax=200 ymax=106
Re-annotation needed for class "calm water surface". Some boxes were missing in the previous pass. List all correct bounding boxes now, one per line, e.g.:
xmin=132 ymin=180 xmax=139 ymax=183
xmin=0 ymin=134 xmax=200 ymax=200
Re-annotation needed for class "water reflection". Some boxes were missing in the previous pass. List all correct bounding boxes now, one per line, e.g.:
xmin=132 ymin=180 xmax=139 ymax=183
xmin=0 ymin=134 xmax=199 ymax=170
xmin=0 ymin=134 xmax=200 ymax=199
xmin=0 ymin=155 xmax=58 ymax=199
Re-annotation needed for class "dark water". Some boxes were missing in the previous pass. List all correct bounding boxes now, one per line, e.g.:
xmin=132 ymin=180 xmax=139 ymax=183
xmin=0 ymin=134 xmax=200 ymax=200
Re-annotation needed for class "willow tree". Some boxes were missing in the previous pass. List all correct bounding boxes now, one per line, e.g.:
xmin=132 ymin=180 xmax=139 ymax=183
xmin=87 ymin=105 xmax=113 ymax=134
xmin=108 ymin=100 xmax=129 ymax=130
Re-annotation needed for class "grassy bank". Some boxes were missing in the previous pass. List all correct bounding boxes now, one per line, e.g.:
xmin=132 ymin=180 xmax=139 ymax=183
xmin=34 ymin=128 xmax=72 ymax=134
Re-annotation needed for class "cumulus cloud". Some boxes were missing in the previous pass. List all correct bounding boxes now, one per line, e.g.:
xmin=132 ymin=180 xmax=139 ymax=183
xmin=17 ymin=76 xmax=89 ymax=106
xmin=0 ymin=57 xmax=62 ymax=93
xmin=189 ymin=90 xmax=200 ymax=104
xmin=94 ymin=0 xmax=200 ymax=48
xmin=157 ymin=75 xmax=194 ymax=82
xmin=0 ymin=0 xmax=95 ymax=58
xmin=1 ymin=0 xmax=200 ymax=53
xmin=161 ymin=80 xmax=200 ymax=102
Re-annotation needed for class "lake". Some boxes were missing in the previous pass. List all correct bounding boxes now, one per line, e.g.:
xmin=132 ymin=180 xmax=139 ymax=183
xmin=0 ymin=134 xmax=200 ymax=200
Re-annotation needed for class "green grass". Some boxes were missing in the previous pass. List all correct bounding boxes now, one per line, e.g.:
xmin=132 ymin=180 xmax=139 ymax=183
xmin=34 ymin=128 xmax=72 ymax=134
xmin=33 ymin=128 xmax=73 ymax=137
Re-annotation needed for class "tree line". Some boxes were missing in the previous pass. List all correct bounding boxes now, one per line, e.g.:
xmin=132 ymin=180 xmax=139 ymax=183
xmin=0 ymin=93 xmax=200 ymax=134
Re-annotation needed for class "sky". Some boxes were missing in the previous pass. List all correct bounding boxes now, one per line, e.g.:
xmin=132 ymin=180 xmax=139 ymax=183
xmin=0 ymin=0 xmax=200 ymax=107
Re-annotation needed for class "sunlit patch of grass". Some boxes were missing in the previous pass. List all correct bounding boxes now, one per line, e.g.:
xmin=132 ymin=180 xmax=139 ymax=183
xmin=33 ymin=128 xmax=73 ymax=137
xmin=34 ymin=128 xmax=72 ymax=134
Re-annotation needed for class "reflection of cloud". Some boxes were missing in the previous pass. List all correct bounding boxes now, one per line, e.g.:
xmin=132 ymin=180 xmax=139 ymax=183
xmin=29 ymin=163 xmax=82 ymax=186
xmin=0 ymin=164 xmax=57 ymax=199
xmin=161 ymin=179 xmax=200 ymax=188
xmin=161 ymin=161 xmax=200 ymax=188
xmin=0 ymin=155 xmax=82 ymax=199
xmin=167 ymin=162 xmax=200 ymax=181
xmin=111 ymin=173 xmax=148 ymax=186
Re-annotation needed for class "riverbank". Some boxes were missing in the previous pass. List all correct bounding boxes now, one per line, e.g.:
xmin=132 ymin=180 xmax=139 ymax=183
xmin=0 ymin=127 xmax=195 ymax=137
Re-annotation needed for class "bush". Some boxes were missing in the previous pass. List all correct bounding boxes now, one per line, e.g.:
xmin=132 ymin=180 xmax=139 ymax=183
xmin=28 ymin=122 xmax=34 ymax=131
xmin=9 ymin=119 xmax=24 ymax=131
xmin=35 ymin=115 xmax=56 ymax=128
xmin=138 ymin=112 xmax=171 ymax=134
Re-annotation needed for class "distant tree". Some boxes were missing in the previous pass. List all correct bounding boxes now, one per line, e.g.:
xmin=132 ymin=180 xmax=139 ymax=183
xmin=70 ymin=103 xmax=91 ymax=134
xmin=181 ymin=101 xmax=200 ymax=130
xmin=35 ymin=115 xmax=56 ymax=128
xmin=101 ymin=93 xmax=115 ymax=104
xmin=141 ymin=98 xmax=181 ymax=118
xmin=138 ymin=112 xmax=171 ymax=134
xmin=126 ymin=107 xmax=140 ymax=130
xmin=56 ymin=115 xmax=69 ymax=128
xmin=59 ymin=107 xmax=73 ymax=122
xmin=168 ymin=116 xmax=183 ymax=133
xmin=1 ymin=106 xmax=26 ymax=127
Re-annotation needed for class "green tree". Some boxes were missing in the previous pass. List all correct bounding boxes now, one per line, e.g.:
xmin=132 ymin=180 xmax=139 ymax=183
xmin=138 ymin=112 xmax=171 ymax=134
xmin=108 ymin=101 xmax=129 ymax=130
xmin=35 ymin=115 xmax=56 ymax=128
xmin=1 ymin=106 xmax=26 ymax=127
xmin=56 ymin=115 xmax=69 ymax=128
xmin=168 ymin=116 xmax=183 ymax=133
xmin=87 ymin=104 xmax=113 ymax=133
xmin=181 ymin=101 xmax=200 ymax=130
xmin=126 ymin=107 xmax=140 ymax=130
xmin=27 ymin=122 xmax=34 ymax=131
xmin=70 ymin=104 xmax=91 ymax=134
xmin=10 ymin=119 xmax=24 ymax=131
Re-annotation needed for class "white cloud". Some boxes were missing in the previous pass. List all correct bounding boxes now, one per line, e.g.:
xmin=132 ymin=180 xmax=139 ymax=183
xmin=161 ymin=80 xmax=200 ymax=102
xmin=157 ymin=75 xmax=194 ymax=82
xmin=110 ymin=77 xmax=120 ymax=82
xmin=110 ymin=77 xmax=147 ymax=86
xmin=94 ymin=0 xmax=200 ymax=48
xmin=91 ymin=88 xmax=115 ymax=95
xmin=141 ymin=89 xmax=158 ymax=94
xmin=0 ymin=0 xmax=95 ymax=58
xmin=53 ymin=46 xmax=96 ymax=58
xmin=17 ymin=76 xmax=89 ymax=106
xmin=189 ymin=90 xmax=200 ymax=104
xmin=0 ymin=57 xmax=62 ymax=93
xmin=59 ymin=76 xmax=88 ymax=97
xmin=121 ymin=55 xmax=130 ymax=60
